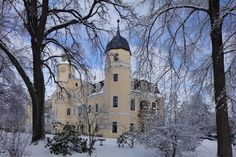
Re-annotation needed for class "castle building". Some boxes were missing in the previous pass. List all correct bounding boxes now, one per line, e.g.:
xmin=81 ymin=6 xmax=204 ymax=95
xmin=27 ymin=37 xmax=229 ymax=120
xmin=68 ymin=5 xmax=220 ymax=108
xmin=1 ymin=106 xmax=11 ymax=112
xmin=51 ymin=23 xmax=163 ymax=138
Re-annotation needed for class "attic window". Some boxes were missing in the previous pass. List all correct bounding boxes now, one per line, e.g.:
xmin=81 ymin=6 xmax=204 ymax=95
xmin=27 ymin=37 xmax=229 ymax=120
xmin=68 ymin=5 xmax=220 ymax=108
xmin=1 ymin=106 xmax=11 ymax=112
xmin=114 ymin=53 xmax=119 ymax=61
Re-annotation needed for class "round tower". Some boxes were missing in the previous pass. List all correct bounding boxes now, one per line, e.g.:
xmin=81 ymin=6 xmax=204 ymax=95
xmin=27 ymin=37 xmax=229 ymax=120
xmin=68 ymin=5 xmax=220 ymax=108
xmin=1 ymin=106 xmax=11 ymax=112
xmin=104 ymin=20 xmax=132 ymax=137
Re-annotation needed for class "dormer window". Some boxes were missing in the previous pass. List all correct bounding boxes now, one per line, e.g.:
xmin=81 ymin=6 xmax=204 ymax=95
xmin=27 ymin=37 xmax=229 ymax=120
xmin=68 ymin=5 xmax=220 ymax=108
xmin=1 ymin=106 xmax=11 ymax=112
xmin=114 ymin=53 xmax=119 ymax=61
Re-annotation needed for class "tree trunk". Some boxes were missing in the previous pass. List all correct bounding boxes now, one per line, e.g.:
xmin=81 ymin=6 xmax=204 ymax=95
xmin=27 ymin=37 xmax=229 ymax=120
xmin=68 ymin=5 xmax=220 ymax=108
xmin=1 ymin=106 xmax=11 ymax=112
xmin=209 ymin=0 xmax=232 ymax=156
xmin=31 ymin=41 xmax=45 ymax=142
xmin=29 ymin=0 xmax=48 ymax=142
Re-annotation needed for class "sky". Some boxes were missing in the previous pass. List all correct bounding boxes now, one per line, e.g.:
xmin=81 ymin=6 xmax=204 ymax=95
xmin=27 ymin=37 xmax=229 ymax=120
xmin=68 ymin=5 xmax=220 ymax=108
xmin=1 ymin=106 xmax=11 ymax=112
xmin=3 ymin=0 xmax=234 ymax=107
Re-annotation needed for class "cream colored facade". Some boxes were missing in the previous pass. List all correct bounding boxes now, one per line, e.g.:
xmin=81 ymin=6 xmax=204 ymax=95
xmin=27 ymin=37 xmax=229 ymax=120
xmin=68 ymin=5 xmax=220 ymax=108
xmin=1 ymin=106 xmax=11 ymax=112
xmin=50 ymin=32 xmax=163 ymax=138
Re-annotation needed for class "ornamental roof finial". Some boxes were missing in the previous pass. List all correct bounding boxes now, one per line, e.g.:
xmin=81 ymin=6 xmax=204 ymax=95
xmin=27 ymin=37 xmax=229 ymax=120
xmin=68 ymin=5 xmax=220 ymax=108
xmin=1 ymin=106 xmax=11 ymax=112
xmin=117 ymin=19 xmax=120 ymax=35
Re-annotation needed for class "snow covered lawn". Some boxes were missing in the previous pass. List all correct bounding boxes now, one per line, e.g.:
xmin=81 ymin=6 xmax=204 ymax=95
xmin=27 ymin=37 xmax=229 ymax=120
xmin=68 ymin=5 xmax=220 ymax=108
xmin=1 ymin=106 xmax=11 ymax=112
xmin=23 ymin=138 xmax=236 ymax=157
xmin=23 ymin=138 xmax=157 ymax=157
xmin=194 ymin=140 xmax=236 ymax=157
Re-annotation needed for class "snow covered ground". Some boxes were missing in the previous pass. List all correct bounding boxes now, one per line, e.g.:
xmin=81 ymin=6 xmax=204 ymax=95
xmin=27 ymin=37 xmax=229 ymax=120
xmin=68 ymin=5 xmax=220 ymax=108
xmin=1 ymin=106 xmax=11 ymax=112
xmin=23 ymin=138 xmax=157 ymax=157
xmin=190 ymin=140 xmax=236 ymax=157
xmin=22 ymin=138 xmax=236 ymax=157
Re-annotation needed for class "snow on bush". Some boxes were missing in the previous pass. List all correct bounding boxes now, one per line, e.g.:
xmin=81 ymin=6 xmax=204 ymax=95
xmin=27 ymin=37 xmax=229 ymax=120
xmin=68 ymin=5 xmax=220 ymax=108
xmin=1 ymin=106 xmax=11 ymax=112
xmin=0 ymin=130 xmax=30 ymax=157
xmin=45 ymin=122 xmax=88 ymax=156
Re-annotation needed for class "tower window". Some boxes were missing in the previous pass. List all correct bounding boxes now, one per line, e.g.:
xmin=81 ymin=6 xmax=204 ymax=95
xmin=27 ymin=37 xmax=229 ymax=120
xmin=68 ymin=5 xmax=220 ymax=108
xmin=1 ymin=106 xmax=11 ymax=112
xmin=130 ymin=99 xmax=135 ymax=111
xmin=113 ymin=96 xmax=118 ymax=107
xmin=95 ymin=103 xmax=98 ymax=112
xmin=75 ymin=82 xmax=78 ymax=87
xmin=67 ymin=108 xmax=71 ymax=116
xmin=113 ymin=74 xmax=118 ymax=82
xmin=114 ymin=53 xmax=119 ymax=61
xmin=68 ymin=73 xmax=71 ymax=78
xmin=112 ymin=122 xmax=118 ymax=133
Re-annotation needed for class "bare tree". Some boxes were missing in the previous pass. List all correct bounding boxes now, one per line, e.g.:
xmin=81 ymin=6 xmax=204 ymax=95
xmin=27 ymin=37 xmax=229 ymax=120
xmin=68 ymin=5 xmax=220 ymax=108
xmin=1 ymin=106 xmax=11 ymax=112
xmin=0 ymin=132 xmax=30 ymax=157
xmin=0 ymin=0 xmax=132 ymax=142
xmin=0 ymin=51 xmax=29 ymax=157
xmin=129 ymin=0 xmax=236 ymax=156
xmin=78 ymin=103 xmax=108 ymax=156
xmin=76 ymin=81 xmax=108 ymax=156
xmin=0 ymin=52 xmax=28 ymax=131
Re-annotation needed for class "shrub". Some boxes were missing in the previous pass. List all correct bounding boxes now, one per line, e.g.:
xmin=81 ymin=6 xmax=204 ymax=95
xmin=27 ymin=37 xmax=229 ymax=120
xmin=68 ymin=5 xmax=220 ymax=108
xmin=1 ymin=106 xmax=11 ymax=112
xmin=117 ymin=131 xmax=135 ymax=148
xmin=45 ymin=122 xmax=87 ymax=155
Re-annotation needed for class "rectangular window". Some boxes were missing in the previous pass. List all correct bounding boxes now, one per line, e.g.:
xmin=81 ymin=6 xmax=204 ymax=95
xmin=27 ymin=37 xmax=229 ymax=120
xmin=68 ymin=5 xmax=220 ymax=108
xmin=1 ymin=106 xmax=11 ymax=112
xmin=140 ymin=101 xmax=147 ymax=111
xmin=113 ymin=96 xmax=118 ymax=107
xmin=141 ymin=123 xmax=144 ymax=132
xmin=95 ymin=103 xmax=98 ymax=112
xmin=113 ymin=74 xmax=118 ymax=82
xmin=152 ymin=102 xmax=156 ymax=111
xmin=129 ymin=123 xmax=135 ymax=132
xmin=112 ymin=122 xmax=118 ymax=133
xmin=88 ymin=105 xmax=91 ymax=113
xmin=114 ymin=53 xmax=119 ymax=61
xmin=68 ymin=73 xmax=72 ymax=78
xmin=67 ymin=108 xmax=71 ymax=116
xmin=130 ymin=99 xmax=135 ymax=111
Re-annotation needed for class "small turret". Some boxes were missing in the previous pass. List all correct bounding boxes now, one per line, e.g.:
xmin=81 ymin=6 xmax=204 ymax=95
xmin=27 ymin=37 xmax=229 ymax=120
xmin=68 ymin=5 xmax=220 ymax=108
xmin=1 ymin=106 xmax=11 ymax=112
xmin=57 ymin=55 xmax=75 ymax=82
